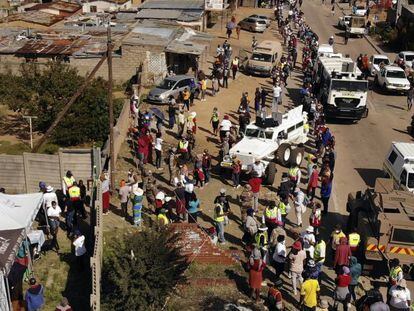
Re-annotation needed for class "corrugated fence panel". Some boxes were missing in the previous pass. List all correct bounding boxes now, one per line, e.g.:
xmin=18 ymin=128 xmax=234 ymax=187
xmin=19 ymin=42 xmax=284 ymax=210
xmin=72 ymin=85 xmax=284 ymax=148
xmin=23 ymin=153 xmax=61 ymax=193
xmin=0 ymin=155 xmax=25 ymax=194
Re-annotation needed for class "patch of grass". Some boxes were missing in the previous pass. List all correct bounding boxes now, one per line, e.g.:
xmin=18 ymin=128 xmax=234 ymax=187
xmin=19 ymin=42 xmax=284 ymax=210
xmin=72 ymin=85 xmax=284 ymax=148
xmin=0 ymin=140 xmax=30 ymax=154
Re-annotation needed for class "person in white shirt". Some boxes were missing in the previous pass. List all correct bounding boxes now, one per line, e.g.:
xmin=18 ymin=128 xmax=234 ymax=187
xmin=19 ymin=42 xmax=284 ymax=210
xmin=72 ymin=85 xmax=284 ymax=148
xmin=272 ymin=235 xmax=286 ymax=279
xmin=301 ymin=226 xmax=316 ymax=258
xmin=389 ymin=279 xmax=411 ymax=310
xmin=43 ymin=186 xmax=58 ymax=210
xmin=293 ymin=187 xmax=306 ymax=227
xmin=73 ymin=230 xmax=87 ymax=270
xmin=249 ymin=159 xmax=265 ymax=178
xmin=154 ymin=132 xmax=163 ymax=170
xmin=47 ymin=201 xmax=61 ymax=253
xmin=272 ymin=84 xmax=282 ymax=116
xmin=219 ymin=115 xmax=232 ymax=141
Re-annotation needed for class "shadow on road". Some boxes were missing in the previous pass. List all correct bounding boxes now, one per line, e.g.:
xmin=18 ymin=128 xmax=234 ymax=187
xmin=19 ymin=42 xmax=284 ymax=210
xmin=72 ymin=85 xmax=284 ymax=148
xmin=354 ymin=168 xmax=384 ymax=188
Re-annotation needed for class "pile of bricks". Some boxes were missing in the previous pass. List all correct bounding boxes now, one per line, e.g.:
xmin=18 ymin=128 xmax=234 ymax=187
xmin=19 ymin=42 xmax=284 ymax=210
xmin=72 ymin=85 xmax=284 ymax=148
xmin=170 ymin=223 xmax=241 ymax=265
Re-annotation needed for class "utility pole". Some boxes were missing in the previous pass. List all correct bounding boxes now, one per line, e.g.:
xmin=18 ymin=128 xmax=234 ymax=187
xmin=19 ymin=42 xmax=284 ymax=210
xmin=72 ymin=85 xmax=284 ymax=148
xmin=23 ymin=115 xmax=37 ymax=149
xmin=107 ymin=22 xmax=115 ymax=192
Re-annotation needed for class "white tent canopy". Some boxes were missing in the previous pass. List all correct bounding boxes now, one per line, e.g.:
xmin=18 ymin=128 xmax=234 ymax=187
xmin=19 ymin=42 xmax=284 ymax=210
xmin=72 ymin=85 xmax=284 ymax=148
xmin=0 ymin=193 xmax=44 ymax=231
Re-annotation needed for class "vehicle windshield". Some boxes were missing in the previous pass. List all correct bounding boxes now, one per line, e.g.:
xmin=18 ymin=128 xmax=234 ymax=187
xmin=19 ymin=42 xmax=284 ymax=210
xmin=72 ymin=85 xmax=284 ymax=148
xmin=373 ymin=58 xmax=389 ymax=65
xmin=356 ymin=6 xmax=365 ymax=9
xmin=408 ymin=173 xmax=414 ymax=188
xmin=350 ymin=18 xmax=365 ymax=27
xmin=256 ymin=20 xmax=266 ymax=24
xmin=157 ymin=79 xmax=175 ymax=90
xmin=245 ymin=128 xmax=261 ymax=137
xmin=251 ymin=53 xmax=272 ymax=62
xmin=386 ymin=70 xmax=406 ymax=79
xmin=391 ymin=228 xmax=414 ymax=245
xmin=405 ymin=54 xmax=414 ymax=61
xmin=331 ymin=80 xmax=368 ymax=92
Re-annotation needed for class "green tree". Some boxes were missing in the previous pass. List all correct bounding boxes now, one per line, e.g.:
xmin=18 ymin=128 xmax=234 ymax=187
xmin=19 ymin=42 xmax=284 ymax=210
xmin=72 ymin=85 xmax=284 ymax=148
xmin=101 ymin=228 xmax=187 ymax=311
xmin=0 ymin=61 xmax=122 ymax=147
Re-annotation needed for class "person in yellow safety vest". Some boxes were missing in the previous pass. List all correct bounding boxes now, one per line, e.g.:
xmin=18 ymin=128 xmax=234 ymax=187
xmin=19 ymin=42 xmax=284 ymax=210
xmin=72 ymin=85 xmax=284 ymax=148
xmin=288 ymin=164 xmax=301 ymax=189
xmin=330 ymin=224 xmax=346 ymax=252
xmin=200 ymin=79 xmax=207 ymax=101
xmin=264 ymin=202 xmax=278 ymax=237
xmin=157 ymin=209 xmax=169 ymax=226
xmin=62 ymin=170 xmax=75 ymax=196
xmin=68 ymin=181 xmax=81 ymax=202
xmin=314 ymin=235 xmax=326 ymax=268
xmin=277 ymin=195 xmax=289 ymax=226
xmin=348 ymin=229 xmax=361 ymax=253
xmin=255 ymin=225 xmax=268 ymax=249
xmin=388 ymin=258 xmax=403 ymax=286
xmin=178 ymin=137 xmax=189 ymax=162
xmin=214 ymin=203 xmax=226 ymax=244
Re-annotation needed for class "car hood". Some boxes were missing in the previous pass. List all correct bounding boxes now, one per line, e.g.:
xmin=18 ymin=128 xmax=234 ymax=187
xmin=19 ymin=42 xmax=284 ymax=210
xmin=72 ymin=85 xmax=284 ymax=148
xmin=385 ymin=77 xmax=410 ymax=84
xmin=149 ymin=88 xmax=168 ymax=97
xmin=230 ymin=137 xmax=277 ymax=159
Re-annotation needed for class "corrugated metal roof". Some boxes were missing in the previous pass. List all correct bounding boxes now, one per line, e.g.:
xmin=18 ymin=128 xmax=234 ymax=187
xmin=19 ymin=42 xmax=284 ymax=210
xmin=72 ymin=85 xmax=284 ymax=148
xmin=27 ymin=1 xmax=81 ymax=13
xmin=15 ymin=38 xmax=88 ymax=55
xmin=5 ymin=11 xmax=64 ymax=26
xmin=136 ymin=8 xmax=203 ymax=21
xmin=138 ymin=0 xmax=204 ymax=10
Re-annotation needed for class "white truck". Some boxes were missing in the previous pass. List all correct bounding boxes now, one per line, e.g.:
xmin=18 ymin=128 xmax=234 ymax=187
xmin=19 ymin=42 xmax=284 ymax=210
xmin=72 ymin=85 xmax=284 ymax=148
xmin=220 ymin=106 xmax=309 ymax=185
xmin=339 ymin=15 xmax=366 ymax=36
xmin=374 ymin=65 xmax=411 ymax=94
xmin=313 ymin=55 xmax=368 ymax=120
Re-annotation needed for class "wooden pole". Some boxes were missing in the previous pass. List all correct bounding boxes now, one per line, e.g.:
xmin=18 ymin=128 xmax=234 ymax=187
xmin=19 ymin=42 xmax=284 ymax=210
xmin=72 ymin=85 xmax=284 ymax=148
xmin=33 ymin=55 xmax=107 ymax=152
xmin=107 ymin=25 xmax=115 ymax=191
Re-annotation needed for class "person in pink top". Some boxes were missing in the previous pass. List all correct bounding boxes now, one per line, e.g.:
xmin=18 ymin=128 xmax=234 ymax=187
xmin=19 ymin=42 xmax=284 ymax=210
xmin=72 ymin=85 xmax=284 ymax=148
xmin=307 ymin=164 xmax=319 ymax=201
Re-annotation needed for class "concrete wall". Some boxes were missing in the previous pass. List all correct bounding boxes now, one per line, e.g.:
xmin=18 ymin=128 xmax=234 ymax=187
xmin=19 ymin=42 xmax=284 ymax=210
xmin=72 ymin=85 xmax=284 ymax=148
xmin=0 ymin=148 xmax=99 ymax=194
xmin=82 ymin=0 xmax=132 ymax=13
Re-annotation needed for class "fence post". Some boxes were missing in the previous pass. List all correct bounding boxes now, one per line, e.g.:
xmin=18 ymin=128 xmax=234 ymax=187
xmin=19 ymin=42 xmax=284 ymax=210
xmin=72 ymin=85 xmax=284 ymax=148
xmin=22 ymin=153 xmax=30 ymax=193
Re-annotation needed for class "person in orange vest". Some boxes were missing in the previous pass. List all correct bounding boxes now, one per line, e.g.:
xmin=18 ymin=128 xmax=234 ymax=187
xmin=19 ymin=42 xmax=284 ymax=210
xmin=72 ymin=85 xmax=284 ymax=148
xmin=348 ymin=228 xmax=360 ymax=254
xmin=62 ymin=170 xmax=75 ymax=196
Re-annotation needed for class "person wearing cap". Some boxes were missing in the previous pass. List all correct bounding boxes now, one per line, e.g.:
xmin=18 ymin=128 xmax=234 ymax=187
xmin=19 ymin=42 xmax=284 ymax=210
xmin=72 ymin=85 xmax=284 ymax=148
xmin=72 ymin=230 xmax=87 ymax=270
xmin=249 ymin=159 xmax=265 ymax=178
xmin=155 ymin=191 xmax=166 ymax=215
xmin=293 ymin=187 xmax=306 ymax=227
xmin=25 ymin=277 xmax=45 ymax=311
xmin=389 ymin=279 xmax=411 ymax=310
xmin=334 ymin=266 xmax=352 ymax=311
xmin=239 ymin=184 xmax=253 ymax=223
xmin=163 ymin=196 xmax=177 ymax=222
xmin=214 ymin=203 xmax=226 ymax=244
xmin=214 ymin=189 xmax=231 ymax=225
xmin=267 ymin=279 xmax=283 ymax=310
xmin=132 ymin=187 xmax=144 ymax=227
xmin=272 ymin=235 xmax=287 ymax=280
xmin=248 ymin=171 xmax=262 ymax=212
xmin=55 ymin=297 xmax=72 ymax=311
xmin=301 ymin=225 xmax=316 ymax=258
xmin=289 ymin=240 xmax=306 ymax=296
xmin=248 ymin=247 xmax=266 ymax=303
xmin=316 ymin=299 xmax=329 ymax=311
xmin=43 ymin=185 xmax=58 ymax=210
xmin=304 ymin=259 xmax=321 ymax=281
xmin=187 ymin=192 xmax=200 ymax=223
xmin=243 ymin=208 xmax=258 ymax=245
xmin=62 ymin=170 xmax=75 ymax=196
xmin=157 ymin=208 xmax=169 ymax=225
xmin=39 ymin=181 xmax=46 ymax=193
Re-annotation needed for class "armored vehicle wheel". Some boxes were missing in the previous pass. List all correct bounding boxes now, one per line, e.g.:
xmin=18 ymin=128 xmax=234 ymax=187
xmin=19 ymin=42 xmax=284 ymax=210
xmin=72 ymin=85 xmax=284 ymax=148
xmin=276 ymin=144 xmax=291 ymax=166
xmin=264 ymin=162 xmax=277 ymax=185
xmin=290 ymin=148 xmax=304 ymax=166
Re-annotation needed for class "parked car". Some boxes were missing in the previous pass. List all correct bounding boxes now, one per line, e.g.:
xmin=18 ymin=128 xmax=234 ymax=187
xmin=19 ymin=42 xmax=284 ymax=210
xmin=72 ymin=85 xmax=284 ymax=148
xmin=395 ymin=51 xmax=414 ymax=69
xmin=238 ymin=17 xmax=267 ymax=33
xmin=337 ymin=15 xmax=352 ymax=29
xmin=374 ymin=65 xmax=411 ymax=94
xmin=369 ymin=54 xmax=390 ymax=76
xmin=147 ymin=75 xmax=199 ymax=104
xmin=248 ymin=14 xmax=271 ymax=27
xmin=353 ymin=5 xmax=367 ymax=16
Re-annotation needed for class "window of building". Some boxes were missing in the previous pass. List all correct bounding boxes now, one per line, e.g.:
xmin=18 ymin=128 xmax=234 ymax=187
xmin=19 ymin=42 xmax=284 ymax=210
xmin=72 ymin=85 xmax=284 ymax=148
xmin=90 ymin=5 xmax=97 ymax=13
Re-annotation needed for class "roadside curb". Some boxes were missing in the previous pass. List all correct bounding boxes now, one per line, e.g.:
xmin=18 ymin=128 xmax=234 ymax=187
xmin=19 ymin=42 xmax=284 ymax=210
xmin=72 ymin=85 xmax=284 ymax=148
xmin=335 ymin=2 xmax=385 ymax=55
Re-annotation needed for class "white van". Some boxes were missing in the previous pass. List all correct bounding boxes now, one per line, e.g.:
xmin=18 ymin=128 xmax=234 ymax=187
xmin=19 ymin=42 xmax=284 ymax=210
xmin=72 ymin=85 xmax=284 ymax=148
xmin=383 ymin=142 xmax=414 ymax=193
xmin=246 ymin=40 xmax=281 ymax=77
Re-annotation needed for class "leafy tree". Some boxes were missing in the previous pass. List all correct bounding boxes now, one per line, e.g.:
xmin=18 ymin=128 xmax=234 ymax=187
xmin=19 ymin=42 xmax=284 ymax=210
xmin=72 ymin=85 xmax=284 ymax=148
xmin=101 ymin=228 xmax=187 ymax=311
xmin=0 ymin=61 xmax=122 ymax=147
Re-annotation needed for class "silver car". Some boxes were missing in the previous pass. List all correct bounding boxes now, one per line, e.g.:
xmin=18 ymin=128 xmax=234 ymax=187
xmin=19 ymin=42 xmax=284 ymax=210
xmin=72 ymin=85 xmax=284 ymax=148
xmin=147 ymin=75 xmax=199 ymax=104
xmin=238 ymin=17 xmax=267 ymax=33
xmin=248 ymin=14 xmax=271 ymax=27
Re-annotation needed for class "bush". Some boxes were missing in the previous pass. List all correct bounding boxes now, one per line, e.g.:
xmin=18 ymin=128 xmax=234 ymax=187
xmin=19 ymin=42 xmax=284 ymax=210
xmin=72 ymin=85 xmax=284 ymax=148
xmin=0 ymin=61 xmax=123 ymax=147
xmin=101 ymin=228 xmax=187 ymax=311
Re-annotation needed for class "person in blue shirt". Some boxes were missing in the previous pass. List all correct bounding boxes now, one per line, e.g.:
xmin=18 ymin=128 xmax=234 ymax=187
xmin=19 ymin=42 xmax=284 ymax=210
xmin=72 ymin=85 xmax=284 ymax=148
xmin=25 ymin=278 xmax=44 ymax=311
xmin=187 ymin=192 xmax=200 ymax=223
xmin=321 ymin=176 xmax=332 ymax=215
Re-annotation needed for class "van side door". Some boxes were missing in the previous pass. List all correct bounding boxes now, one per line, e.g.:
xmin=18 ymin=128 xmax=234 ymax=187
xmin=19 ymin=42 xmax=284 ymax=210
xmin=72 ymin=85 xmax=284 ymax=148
xmin=399 ymin=169 xmax=408 ymax=189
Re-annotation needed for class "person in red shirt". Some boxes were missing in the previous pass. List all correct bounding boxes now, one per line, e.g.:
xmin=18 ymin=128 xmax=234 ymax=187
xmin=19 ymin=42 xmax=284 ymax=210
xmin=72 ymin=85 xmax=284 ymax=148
xmin=334 ymin=237 xmax=351 ymax=275
xmin=248 ymin=171 xmax=262 ymax=212
xmin=307 ymin=165 xmax=319 ymax=201
xmin=334 ymin=266 xmax=352 ymax=310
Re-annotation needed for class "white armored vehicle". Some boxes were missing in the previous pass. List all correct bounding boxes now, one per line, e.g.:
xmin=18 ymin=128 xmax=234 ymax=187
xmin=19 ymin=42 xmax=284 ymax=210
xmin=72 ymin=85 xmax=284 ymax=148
xmin=220 ymin=105 xmax=309 ymax=185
